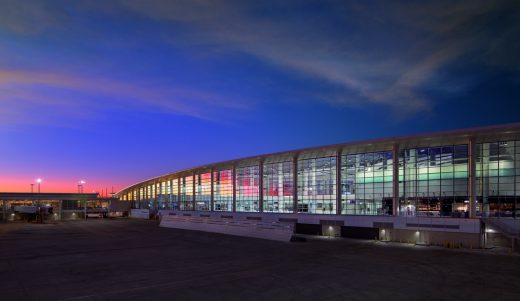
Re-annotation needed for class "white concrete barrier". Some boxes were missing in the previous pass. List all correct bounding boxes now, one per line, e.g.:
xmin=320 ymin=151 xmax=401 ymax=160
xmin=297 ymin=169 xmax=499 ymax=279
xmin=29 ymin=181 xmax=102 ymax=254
xmin=130 ymin=209 xmax=150 ymax=219
xmin=160 ymin=215 xmax=294 ymax=242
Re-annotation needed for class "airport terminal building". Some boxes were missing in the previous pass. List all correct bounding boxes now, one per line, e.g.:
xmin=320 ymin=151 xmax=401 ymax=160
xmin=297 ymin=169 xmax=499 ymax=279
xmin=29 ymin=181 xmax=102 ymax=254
xmin=116 ymin=124 xmax=520 ymax=247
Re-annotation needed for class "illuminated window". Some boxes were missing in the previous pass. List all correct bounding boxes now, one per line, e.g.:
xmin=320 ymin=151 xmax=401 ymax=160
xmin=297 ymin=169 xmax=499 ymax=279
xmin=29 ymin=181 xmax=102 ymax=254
xmin=236 ymin=165 xmax=259 ymax=212
xmin=195 ymin=172 xmax=211 ymax=211
xmin=180 ymin=176 xmax=193 ymax=210
xmin=476 ymin=141 xmax=520 ymax=217
xmin=214 ymin=169 xmax=233 ymax=211
xmin=171 ymin=178 xmax=179 ymax=210
xmin=297 ymin=152 xmax=336 ymax=214
xmin=263 ymin=160 xmax=293 ymax=213
xmin=399 ymin=145 xmax=468 ymax=218
xmin=341 ymin=151 xmax=393 ymax=215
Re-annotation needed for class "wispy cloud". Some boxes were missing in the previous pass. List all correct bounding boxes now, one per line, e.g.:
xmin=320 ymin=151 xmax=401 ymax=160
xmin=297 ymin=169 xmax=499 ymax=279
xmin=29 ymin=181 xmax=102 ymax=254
xmin=0 ymin=0 xmax=68 ymax=34
xmin=118 ymin=0 xmax=519 ymax=116
xmin=0 ymin=0 xmax=517 ymax=121
xmin=0 ymin=69 xmax=248 ymax=125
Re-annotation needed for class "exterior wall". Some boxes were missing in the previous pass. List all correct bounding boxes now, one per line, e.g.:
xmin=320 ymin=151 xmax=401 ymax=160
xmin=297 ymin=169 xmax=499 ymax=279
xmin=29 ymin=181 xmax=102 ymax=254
xmin=118 ymin=126 xmax=520 ymax=218
xmin=486 ymin=232 xmax=512 ymax=248
xmin=389 ymin=229 xmax=481 ymax=248
xmin=117 ymin=124 xmax=520 ymax=246
xmin=158 ymin=209 xmax=481 ymax=245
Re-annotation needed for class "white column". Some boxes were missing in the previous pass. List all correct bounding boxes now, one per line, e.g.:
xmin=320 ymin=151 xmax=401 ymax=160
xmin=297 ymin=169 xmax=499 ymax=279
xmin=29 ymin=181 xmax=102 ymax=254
xmin=469 ymin=138 xmax=477 ymax=218
xmin=392 ymin=144 xmax=399 ymax=216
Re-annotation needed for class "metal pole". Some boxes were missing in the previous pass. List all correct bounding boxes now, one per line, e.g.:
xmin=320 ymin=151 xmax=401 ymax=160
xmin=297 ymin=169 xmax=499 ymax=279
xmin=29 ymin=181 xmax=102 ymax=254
xmin=259 ymin=158 xmax=264 ymax=213
xmin=177 ymin=177 xmax=181 ymax=211
xmin=37 ymin=182 xmax=41 ymax=222
xmin=192 ymin=173 xmax=196 ymax=211
xmin=392 ymin=144 xmax=399 ymax=216
xmin=232 ymin=164 xmax=236 ymax=212
xmin=210 ymin=168 xmax=214 ymax=212
xmin=293 ymin=154 xmax=298 ymax=213
xmin=336 ymin=149 xmax=341 ymax=215
xmin=469 ymin=137 xmax=477 ymax=218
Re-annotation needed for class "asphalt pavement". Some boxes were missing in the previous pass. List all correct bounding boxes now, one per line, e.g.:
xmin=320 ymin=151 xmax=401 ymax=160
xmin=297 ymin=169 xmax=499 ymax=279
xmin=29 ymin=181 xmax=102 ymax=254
xmin=1 ymin=219 xmax=519 ymax=301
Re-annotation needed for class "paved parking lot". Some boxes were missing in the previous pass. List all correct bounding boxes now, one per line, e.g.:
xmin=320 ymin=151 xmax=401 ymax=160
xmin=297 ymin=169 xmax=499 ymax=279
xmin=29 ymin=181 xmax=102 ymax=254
xmin=1 ymin=219 xmax=519 ymax=300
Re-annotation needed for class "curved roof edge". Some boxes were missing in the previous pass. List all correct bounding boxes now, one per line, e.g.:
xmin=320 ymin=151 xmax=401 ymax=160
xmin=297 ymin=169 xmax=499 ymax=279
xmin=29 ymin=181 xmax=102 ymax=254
xmin=116 ymin=122 xmax=520 ymax=196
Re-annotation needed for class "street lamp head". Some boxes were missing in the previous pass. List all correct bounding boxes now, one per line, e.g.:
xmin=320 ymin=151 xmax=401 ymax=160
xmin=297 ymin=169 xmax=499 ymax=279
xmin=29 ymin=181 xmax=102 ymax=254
xmin=36 ymin=178 xmax=42 ymax=183
xmin=79 ymin=180 xmax=86 ymax=185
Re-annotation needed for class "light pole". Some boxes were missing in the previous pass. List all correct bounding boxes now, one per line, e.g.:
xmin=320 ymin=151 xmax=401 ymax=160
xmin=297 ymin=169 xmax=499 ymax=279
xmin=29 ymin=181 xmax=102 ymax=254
xmin=78 ymin=180 xmax=86 ymax=220
xmin=30 ymin=183 xmax=34 ymax=193
xmin=78 ymin=180 xmax=85 ymax=193
xmin=36 ymin=178 xmax=42 ymax=193
xmin=36 ymin=178 xmax=42 ymax=223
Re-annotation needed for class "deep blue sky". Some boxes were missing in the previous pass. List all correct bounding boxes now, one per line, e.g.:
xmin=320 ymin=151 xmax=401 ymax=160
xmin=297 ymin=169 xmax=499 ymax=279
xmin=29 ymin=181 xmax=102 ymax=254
xmin=0 ymin=0 xmax=518 ymax=192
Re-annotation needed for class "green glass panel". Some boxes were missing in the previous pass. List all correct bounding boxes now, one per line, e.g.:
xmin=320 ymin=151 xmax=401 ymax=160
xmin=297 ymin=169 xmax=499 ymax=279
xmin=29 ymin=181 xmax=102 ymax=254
xmin=489 ymin=163 xmax=499 ymax=170
xmin=373 ymin=177 xmax=384 ymax=182
xmin=429 ymin=167 xmax=441 ymax=174
xmin=499 ymin=169 xmax=515 ymax=176
xmin=418 ymin=168 xmax=429 ymax=174
xmin=454 ymin=165 xmax=467 ymax=172
xmin=374 ymin=171 xmax=384 ymax=176
xmin=429 ymin=173 xmax=441 ymax=180
xmin=454 ymin=171 xmax=468 ymax=178
xmin=441 ymin=172 xmax=452 ymax=179
xmin=441 ymin=166 xmax=453 ymax=173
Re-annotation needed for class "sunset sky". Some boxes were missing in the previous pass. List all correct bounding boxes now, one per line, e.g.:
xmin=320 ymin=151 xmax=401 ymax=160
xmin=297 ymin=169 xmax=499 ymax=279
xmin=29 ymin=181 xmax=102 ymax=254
xmin=0 ymin=0 xmax=518 ymax=194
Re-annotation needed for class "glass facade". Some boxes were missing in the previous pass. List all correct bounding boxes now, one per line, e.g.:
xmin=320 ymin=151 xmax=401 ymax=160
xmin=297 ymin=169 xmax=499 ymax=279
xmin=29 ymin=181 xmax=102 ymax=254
xmin=171 ymin=178 xmax=179 ymax=210
xmin=180 ymin=176 xmax=193 ymax=210
xmin=476 ymin=141 xmax=520 ymax=217
xmin=139 ymin=187 xmax=144 ymax=208
xmin=157 ymin=182 xmax=167 ymax=209
xmin=195 ymin=172 xmax=211 ymax=211
xmin=121 ymin=130 xmax=520 ymax=219
xmin=399 ymin=145 xmax=468 ymax=217
xmin=213 ymin=169 xmax=233 ymax=211
xmin=297 ymin=154 xmax=336 ymax=214
xmin=236 ymin=165 xmax=260 ymax=212
xmin=263 ymin=160 xmax=293 ymax=213
xmin=146 ymin=185 xmax=153 ymax=208
xmin=342 ymin=151 xmax=393 ymax=215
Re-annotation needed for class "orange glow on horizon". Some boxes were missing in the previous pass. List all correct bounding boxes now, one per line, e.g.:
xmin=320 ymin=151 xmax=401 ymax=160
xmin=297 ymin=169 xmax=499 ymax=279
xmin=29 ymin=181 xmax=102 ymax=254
xmin=0 ymin=176 xmax=123 ymax=195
